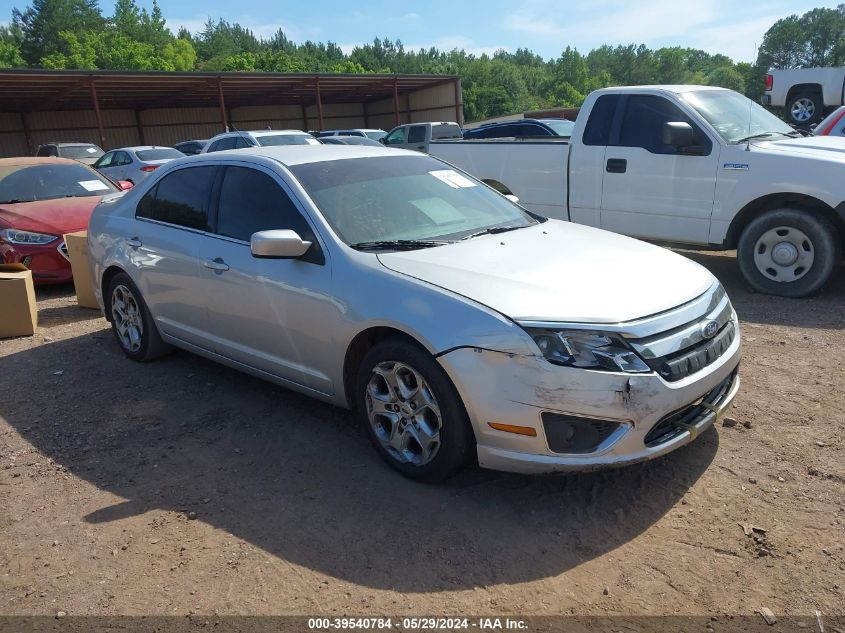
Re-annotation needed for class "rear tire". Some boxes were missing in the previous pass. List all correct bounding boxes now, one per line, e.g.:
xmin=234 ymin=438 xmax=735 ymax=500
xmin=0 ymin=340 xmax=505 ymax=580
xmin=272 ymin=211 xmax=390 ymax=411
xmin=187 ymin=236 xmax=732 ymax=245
xmin=355 ymin=338 xmax=475 ymax=482
xmin=107 ymin=272 xmax=171 ymax=361
xmin=786 ymin=92 xmax=823 ymax=126
xmin=737 ymin=208 xmax=840 ymax=297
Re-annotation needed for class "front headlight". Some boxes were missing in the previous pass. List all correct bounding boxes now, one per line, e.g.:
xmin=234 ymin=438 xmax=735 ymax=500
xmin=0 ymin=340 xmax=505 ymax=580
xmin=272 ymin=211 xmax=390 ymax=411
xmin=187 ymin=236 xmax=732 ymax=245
xmin=524 ymin=328 xmax=650 ymax=373
xmin=0 ymin=228 xmax=59 ymax=245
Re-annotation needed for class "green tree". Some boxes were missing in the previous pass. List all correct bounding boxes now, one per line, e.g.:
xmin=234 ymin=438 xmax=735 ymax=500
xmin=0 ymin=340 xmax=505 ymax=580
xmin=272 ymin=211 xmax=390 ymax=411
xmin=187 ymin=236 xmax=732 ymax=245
xmin=706 ymin=65 xmax=746 ymax=92
xmin=0 ymin=40 xmax=25 ymax=67
xmin=13 ymin=0 xmax=104 ymax=66
xmin=161 ymin=37 xmax=196 ymax=71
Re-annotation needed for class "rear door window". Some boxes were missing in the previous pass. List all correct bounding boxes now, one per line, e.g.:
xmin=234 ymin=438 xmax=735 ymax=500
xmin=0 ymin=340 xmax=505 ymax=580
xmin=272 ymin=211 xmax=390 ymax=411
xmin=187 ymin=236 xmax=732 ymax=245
xmin=136 ymin=166 xmax=217 ymax=231
xmin=407 ymin=126 xmax=426 ymax=143
xmin=583 ymin=94 xmax=620 ymax=146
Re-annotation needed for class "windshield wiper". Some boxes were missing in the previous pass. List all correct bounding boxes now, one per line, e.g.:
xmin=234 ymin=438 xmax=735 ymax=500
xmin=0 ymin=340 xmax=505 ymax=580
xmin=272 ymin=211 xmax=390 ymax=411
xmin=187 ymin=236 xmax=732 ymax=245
xmin=460 ymin=225 xmax=526 ymax=241
xmin=733 ymin=133 xmax=774 ymax=144
xmin=350 ymin=239 xmax=452 ymax=251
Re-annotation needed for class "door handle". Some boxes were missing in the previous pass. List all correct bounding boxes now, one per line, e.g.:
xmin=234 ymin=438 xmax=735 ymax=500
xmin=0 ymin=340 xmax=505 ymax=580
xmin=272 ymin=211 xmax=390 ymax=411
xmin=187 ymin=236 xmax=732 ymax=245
xmin=606 ymin=158 xmax=627 ymax=173
xmin=203 ymin=257 xmax=230 ymax=272
xmin=126 ymin=237 xmax=142 ymax=248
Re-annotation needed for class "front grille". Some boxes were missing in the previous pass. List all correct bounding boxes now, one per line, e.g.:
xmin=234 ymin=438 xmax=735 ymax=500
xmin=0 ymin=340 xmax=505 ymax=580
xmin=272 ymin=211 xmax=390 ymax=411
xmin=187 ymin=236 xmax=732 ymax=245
xmin=646 ymin=321 xmax=736 ymax=382
xmin=644 ymin=369 xmax=737 ymax=447
xmin=542 ymin=413 xmax=622 ymax=454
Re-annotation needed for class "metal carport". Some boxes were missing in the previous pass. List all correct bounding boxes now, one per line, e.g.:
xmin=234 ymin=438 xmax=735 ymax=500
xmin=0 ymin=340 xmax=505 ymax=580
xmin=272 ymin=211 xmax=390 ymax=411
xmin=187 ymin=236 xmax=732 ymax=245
xmin=0 ymin=69 xmax=463 ymax=156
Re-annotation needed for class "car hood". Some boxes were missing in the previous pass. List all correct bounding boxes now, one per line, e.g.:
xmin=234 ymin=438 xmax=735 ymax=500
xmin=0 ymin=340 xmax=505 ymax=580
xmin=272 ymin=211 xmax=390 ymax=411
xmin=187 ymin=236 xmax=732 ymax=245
xmin=74 ymin=157 xmax=100 ymax=166
xmin=377 ymin=221 xmax=715 ymax=323
xmin=756 ymin=135 xmax=845 ymax=160
xmin=0 ymin=197 xmax=101 ymax=236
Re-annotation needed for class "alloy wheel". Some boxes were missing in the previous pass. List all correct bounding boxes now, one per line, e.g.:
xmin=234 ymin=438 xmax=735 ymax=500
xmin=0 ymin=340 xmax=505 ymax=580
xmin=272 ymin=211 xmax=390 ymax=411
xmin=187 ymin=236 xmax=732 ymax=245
xmin=791 ymin=98 xmax=815 ymax=123
xmin=111 ymin=284 xmax=144 ymax=352
xmin=365 ymin=361 xmax=442 ymax=466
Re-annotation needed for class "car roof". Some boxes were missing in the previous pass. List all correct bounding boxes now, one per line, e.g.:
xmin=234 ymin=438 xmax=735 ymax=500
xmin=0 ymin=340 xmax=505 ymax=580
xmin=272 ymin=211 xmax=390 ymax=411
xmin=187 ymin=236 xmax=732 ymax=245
xmin=184 ymin=144 xmax=416 ymax=167
xmin=40 ymin=142 xmax=101 ymax=148
xmin=594 ymin=84 xmax=729 ymax=95
xmin=111 ymin=146 xmax=178 ymax=152
xmin=0 ymin=156 xmax=82 ymax=166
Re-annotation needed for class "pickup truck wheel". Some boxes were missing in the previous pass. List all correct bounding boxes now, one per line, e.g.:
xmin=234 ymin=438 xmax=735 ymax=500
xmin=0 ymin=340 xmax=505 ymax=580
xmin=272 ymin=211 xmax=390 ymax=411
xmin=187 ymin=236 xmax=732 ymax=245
xmin=787 ymin=93 xmax=823 ymax=125
xmin=355 ymin=339 xmax=475 ymax=482
xmin=737 ymin=209 xmax=840 ymax=297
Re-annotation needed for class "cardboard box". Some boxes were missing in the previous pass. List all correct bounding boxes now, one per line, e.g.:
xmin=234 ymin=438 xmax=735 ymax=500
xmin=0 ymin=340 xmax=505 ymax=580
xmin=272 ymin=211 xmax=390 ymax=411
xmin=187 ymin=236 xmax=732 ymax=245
xmin=63 ymin=230 xmax=99 ymax=309
xmin=0 ymin=263 xmax=37 ymax=338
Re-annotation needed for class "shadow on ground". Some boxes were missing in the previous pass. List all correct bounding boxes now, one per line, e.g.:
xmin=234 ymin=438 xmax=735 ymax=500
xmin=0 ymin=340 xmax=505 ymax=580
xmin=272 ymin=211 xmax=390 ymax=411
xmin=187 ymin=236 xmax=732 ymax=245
xmin=0 ymin=330 xmax=718 ymax=593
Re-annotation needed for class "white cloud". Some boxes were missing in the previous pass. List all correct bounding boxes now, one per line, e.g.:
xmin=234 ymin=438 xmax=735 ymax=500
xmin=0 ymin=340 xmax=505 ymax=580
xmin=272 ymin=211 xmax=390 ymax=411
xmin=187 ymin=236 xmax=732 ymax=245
xmin=165 ymin=12 xmax=321 ymax=41
xmin=405 ymin=36 xmax=509 ymax=56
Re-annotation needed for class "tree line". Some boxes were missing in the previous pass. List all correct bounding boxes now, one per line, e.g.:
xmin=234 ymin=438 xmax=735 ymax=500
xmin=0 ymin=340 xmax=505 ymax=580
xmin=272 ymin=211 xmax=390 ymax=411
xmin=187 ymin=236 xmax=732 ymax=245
xmin=1 ymin=0 xmax=844 ymax=121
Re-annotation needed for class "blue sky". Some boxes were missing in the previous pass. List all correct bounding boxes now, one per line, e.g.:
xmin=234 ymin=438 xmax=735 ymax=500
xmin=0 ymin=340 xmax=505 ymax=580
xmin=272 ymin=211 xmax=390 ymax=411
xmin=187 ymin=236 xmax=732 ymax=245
xmin=2 ymin=0 xmax=841 ymax=62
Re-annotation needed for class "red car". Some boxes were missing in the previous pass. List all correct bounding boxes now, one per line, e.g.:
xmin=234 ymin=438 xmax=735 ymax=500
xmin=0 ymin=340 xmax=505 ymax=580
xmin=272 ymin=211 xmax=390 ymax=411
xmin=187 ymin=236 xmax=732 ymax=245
xmin=0 ymin=157 xmax=131 ymax=284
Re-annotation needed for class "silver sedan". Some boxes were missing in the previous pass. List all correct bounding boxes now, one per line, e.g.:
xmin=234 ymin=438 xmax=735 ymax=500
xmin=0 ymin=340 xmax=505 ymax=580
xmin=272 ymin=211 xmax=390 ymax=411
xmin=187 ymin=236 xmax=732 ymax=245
xmin=93 ymin=146 xmax=185 ymax=185
xmin=88 ymin=146 xmax=740 ymax=481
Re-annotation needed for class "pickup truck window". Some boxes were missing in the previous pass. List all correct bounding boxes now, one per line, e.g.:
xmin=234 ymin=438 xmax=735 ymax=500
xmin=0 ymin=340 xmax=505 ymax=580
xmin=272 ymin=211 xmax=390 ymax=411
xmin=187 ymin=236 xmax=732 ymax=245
xmin=408 ymin=126 xmax=426 ymax=143
xmin=385 ymin=128 xmax=406 ymax=145
xmin=618 ymin=95 xmax=710 ymax=155
xmin=583 ymin=94 xmax=620 ymax=146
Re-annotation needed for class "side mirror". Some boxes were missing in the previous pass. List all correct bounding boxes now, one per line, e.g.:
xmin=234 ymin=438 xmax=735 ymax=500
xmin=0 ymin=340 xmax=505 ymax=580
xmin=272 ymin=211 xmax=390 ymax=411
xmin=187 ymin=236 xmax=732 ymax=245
xmin=118 ymin=181 xmax=133 ymax=190
xmin=504 ymin=194 xmax=519 ymax=203
xmin=251 ymin=229 xmax=311 ymax=259
xmin=662 ymin=121 xmax=694 ymax=148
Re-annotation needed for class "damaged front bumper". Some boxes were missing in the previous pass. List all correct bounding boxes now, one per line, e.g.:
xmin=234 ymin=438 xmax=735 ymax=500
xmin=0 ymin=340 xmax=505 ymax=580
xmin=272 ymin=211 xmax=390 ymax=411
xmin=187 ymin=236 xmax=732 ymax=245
xmin=436 ymin=328 xmax=741 ymax=474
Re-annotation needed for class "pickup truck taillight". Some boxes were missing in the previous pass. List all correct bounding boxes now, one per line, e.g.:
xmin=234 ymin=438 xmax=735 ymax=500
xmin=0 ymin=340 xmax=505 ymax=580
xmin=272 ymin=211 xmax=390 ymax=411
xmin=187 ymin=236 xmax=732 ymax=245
xmin=765 ymin=74 xmax=773 ymax=91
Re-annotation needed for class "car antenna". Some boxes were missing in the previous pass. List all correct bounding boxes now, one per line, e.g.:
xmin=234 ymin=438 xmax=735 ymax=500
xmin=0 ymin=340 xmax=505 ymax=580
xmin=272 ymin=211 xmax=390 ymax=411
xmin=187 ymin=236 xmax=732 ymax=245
xmin=746 ymin=43 xmax=757 ymax=152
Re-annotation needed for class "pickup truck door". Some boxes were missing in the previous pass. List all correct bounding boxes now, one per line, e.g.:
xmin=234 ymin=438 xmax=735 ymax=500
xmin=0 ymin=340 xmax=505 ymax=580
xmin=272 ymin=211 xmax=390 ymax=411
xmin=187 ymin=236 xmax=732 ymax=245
xmin=599 ymin=94 xmax=718 ymax=244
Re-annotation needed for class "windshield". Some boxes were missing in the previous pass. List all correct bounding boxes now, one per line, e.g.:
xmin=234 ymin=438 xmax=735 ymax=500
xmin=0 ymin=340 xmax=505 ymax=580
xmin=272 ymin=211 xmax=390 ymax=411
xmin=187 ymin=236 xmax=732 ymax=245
xmin=680 ymin=90 xmax=795 ymax=143
xmin=0 ymin=163 xmax=118 ymax=204
xmin=365 ymin=130 xmax=387 ymax=141
xmin=59 ymin=145 xmax=103 ymax=160
xmin=258 ymin=134 xmax=318 ymax=146
xmin=541 ymin=119 xmax=576 ymax=136
xmin=136 ymin=148 xmax=184 ymax=161
xmin=289 ymin=155 xmax=539 ymax=247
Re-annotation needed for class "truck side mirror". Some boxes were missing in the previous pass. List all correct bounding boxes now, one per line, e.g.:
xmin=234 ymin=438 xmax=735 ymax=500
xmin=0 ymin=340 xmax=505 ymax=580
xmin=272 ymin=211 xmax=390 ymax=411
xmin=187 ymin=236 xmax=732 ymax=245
xmin=662 ymin=121 xmax=694 ymax=148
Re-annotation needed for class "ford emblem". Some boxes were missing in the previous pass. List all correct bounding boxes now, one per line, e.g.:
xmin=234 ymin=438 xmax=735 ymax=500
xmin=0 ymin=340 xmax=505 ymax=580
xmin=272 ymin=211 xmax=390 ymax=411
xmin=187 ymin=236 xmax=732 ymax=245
xmin=701 ymin=320 xmax=719 ymax=339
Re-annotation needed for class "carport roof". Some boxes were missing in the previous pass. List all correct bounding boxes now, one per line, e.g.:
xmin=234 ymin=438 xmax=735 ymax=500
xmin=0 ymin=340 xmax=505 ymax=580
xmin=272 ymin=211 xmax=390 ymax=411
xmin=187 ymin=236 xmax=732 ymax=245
xmin=0 ymin=69 xmax=460 ymax=112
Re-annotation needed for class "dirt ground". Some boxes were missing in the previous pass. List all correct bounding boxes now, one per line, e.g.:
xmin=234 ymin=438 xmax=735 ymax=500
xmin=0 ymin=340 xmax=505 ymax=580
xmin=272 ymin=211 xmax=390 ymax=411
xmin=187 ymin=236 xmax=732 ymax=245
xmin=0 ymin=249 xmax=843 ymax=623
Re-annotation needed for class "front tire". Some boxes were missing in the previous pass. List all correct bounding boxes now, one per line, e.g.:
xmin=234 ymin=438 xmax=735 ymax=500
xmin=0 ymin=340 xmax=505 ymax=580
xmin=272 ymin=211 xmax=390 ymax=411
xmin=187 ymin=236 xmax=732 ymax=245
xmin=737 ymin=209 xmax=841 ymax=297
xmin=787 ymin=93 xmax=823 ymax=126
xmin=107 ymin=272 xmax=171 ymax=361
xmin=355 ymin=339 xmax=475 ymax=482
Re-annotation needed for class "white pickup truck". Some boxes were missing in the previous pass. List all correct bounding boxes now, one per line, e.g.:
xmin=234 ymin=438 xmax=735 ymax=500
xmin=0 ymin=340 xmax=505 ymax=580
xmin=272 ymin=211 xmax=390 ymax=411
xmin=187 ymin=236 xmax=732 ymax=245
xmin=430 ymin=84 xmax=845 ymax=297
xmin=763 ymin=67 xmax=845 ymax=125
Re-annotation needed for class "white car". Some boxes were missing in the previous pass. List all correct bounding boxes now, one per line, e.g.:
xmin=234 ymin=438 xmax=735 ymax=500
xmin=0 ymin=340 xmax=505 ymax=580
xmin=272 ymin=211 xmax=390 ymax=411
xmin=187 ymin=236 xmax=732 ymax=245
xmin=202 ymin=130 xmax=319 ymax=153
xmin=87 ymin=145 xmax=740 ymax=481
xmin=317 ymin=129 xmax=387 ymax=141
xmin=93 ymin=146 xmax=185 ymax=184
